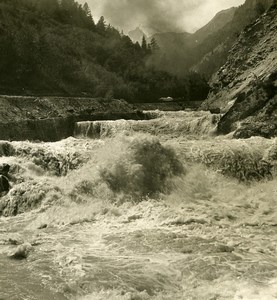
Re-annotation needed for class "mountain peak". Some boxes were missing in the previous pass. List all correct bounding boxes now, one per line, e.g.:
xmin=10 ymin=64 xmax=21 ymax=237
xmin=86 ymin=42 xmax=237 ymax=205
xmin=128 ymin=27 xmax=147 ymax=43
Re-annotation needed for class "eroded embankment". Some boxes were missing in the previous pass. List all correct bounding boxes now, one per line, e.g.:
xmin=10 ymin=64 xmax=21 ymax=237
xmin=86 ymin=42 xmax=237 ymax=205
xmin=0 ymin=96 xmax=143 ymax=141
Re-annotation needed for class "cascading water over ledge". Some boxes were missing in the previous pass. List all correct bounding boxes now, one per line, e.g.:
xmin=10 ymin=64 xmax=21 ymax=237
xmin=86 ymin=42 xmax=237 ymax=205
xmin=0 ymin=96 xmax=145 ymax=142
xmin=74 ymin=111 xmax=221 ymax=139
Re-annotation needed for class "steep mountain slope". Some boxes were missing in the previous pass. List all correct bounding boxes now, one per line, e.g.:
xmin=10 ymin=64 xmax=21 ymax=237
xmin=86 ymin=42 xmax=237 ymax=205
xmin=149 ymin=0 xmax=276 ymax=78
xmin=146 ymin=7 xmax=235 ymax=76
xmin=146 ymin=4 xmax=239 ymax=76
xmin=201 ymin=5 xmax=277 ymax=138
xmin=190 ymin=7 xmax=237 ymax=46
xmin=192 ymin=0 xmax=277 ymax=77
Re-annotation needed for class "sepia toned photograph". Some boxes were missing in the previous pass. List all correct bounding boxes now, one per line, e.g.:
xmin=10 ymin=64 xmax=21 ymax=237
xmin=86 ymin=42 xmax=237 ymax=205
xmin=0 ymin=0 xmax=276 ymax=299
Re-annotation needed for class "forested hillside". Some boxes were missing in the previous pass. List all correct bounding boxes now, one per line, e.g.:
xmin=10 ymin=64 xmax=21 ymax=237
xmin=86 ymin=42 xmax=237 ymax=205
xmin=0 ymin=0 xmax=209 ymax=102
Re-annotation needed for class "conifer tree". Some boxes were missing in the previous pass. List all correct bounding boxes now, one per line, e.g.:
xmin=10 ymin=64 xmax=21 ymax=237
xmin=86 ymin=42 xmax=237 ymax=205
xmin=134 ymin=41 xmax=141 ymax=51
xmin=96 ymin=16 xmax=106 ymax=32
xmin=82 ymin=2 xmax=95 ymax=28
xmin=150 ymin=37 xmax=159 ymax=52
xmin=141 ymin=35 xmax=147 ymax=52
xmin=83 ymin=2 xmax=91 ymax=17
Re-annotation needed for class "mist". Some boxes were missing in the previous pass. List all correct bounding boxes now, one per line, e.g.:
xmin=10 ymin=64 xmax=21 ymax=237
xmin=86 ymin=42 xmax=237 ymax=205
xmin=78 ymin=0 xmax=245 ymax=34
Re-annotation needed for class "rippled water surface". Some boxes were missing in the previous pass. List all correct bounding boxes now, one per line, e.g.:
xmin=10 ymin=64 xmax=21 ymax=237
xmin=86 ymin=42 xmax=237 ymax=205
xmin=0 ymin=111 xmax=277 ymax=300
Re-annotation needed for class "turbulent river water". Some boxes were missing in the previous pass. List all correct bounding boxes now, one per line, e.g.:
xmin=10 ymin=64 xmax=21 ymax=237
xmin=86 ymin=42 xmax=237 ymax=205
xmin=0 ymin=110 xmax=277 ymax=300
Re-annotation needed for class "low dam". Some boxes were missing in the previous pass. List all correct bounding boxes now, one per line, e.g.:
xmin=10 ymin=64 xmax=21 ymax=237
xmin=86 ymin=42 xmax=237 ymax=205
xmin=0 ymin=96 xmax=144 ymax=141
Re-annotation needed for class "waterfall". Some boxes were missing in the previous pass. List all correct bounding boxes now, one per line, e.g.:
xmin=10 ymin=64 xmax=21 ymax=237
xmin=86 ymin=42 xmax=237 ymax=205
xmin=74 ymin=111 xmax=221 ymax=139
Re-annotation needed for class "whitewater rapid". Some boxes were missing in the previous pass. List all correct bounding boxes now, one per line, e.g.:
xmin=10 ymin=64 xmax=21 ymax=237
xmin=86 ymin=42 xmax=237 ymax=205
xmin=0 ymin=111 xmax=276 ymax=300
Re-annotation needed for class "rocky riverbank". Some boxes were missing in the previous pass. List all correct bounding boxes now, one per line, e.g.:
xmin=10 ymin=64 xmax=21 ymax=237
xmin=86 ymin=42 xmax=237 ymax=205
xmin=0 ymin=96 xmax=143 ymax=141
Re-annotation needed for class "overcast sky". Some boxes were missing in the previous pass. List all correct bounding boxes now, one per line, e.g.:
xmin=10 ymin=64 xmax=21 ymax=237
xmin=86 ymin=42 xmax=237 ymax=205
xmin=78 ymin=0 xmax=245 ymax=34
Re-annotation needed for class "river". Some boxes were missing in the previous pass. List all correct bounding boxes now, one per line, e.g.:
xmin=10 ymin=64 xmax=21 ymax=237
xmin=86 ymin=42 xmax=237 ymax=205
xmin=0 ymin=111 xmax=276 ymax=300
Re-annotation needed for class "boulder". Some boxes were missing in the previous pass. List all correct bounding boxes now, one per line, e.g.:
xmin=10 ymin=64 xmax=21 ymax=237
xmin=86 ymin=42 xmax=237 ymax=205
xmin=8 ymin=242 xmax=33 ymax=260
xmin=0 ymin=175 xmax=10 ymax=194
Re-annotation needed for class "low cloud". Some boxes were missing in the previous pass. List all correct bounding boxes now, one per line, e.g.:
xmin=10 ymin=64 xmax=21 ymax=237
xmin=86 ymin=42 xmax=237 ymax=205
xmin=78 ymin=0 xmax=245 ymax=34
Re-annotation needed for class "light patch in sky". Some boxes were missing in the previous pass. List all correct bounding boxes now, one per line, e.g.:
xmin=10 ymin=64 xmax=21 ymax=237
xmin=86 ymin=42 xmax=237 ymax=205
xmin=77 ymin=0 xmax=245 ymax=34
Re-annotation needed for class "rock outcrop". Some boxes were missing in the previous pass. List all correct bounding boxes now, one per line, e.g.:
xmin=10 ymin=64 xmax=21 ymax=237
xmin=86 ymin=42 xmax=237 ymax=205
xmin=201 ymin=5 xmax=277 ymax=138
xmin=8 ymin=242 xmax=33 ymax=260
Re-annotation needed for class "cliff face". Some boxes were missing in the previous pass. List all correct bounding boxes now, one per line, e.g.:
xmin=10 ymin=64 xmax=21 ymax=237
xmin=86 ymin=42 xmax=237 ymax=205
xmin=201 ymin=5 xmax=277 ymax=138
xmin=191 ymin=0 xmax=277 ymax=77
